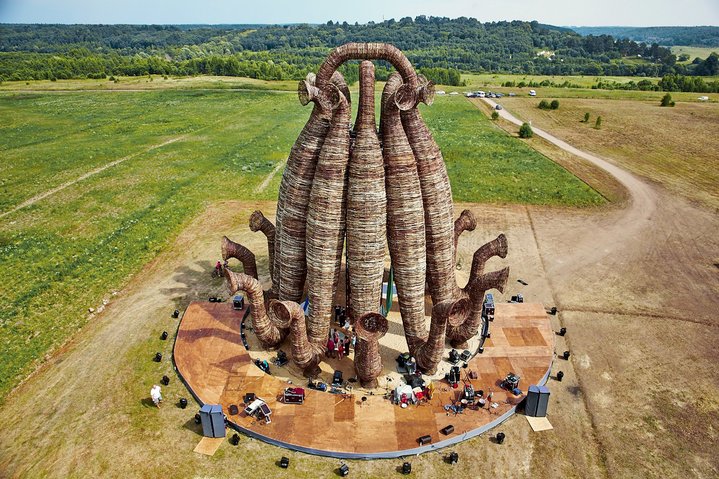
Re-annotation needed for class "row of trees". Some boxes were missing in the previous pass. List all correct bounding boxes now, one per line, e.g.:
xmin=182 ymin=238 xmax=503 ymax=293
xmin=0 ymin=19 xmax=702 ymax=80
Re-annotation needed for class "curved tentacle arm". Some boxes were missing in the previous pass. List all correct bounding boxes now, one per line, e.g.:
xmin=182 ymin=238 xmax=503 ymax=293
xmin=415 ymin=297 xmax=470 ymax=374
xmin=453 ymin=209 xmax=477 ymax=267
xmin=269 ymin=300 xmax=322 ymax=377
xmin=224 ymin=268 xmax=286 ymax=348
xmin=448 ymin=266 xmax=510 ymax=348
xmin=249 ymin=210 xmax=276 ymax=289
xmin=221 ymin=236 xmax=258 ymax=280
xmin=316 ymin=43 xmax=433 ymax=111
xmin=354 ymin=312 xmax=389 ymax=388
xmin=467 ymin=233 xmax=508 ymax=284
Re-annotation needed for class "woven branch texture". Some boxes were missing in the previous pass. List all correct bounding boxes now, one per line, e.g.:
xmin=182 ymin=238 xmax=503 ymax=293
xmin=224 ymin=269 xmax=284 ymax=347
xmin=305 ymin=90 xmax=351 ymax=346
xmin=347 ymin=61 xmax=387 ymax=324
xmin=249 ymin=210 xmax=276 ymax=290
xmin=222 ymin=43 xmax=511 ymax=380
xmin=275 ymin=72 xmax=349 ymax=304
xmin=453 ymin=209 xmax=477 ymax=268
xmin=381 ymin=72 xmax=427 ymax=353
xmin=402 ymin=96 xmax=456 ymax=305
xmin=354 ymin=312 xmax=389 ymax=387
xmin=221 ymin=236 xmax=258 ymax=279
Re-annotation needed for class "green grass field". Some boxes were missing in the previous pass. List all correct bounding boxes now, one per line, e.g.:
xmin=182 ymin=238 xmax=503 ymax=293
xmin=0 ymin=84 xmax=603 ymax=400
xmin=671 ymin=45 xmax=718 ymax=62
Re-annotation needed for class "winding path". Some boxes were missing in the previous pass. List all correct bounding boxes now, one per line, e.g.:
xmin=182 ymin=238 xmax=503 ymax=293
xmin=481 ymin=98 xmax=658 ymax=279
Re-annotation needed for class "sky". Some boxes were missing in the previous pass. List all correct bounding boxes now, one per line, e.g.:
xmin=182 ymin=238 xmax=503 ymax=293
xmin=0 ymin=0 xmax=717 ymax=26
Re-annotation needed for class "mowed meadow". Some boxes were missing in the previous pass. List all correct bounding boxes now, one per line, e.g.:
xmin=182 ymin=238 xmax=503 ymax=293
xmin=0 ymin=83 xmax=603 ymax=400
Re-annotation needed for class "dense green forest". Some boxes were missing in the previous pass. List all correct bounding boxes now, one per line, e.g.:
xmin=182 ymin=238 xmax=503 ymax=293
xmin=571 ymin=26 xmax=719 ymax=48
xmin=0 ymin=19 xmax=717 ymax=87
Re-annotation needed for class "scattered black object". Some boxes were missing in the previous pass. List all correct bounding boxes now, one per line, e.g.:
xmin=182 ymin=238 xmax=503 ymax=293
xmin=501 ymin=372 xmax=521 ymax=391
xmin=556 ymin=371 xmax=564 ymax=381
xmin=563 ymin=350 xmax=571 ymax=360
xmin=232 ymin=295 xmax=244 ymax=310
xmin=448 ymin=349 xmax=460 ymax=364
xmin=229 ymin=404 xmax=239 ymax=415
xmin=550 ymin=307 xmax=557 ymax=315
xmin=558 ymin=327 xmax=567 ymax=336
xmin=339 ymin=463 xmax=350 ymax=476
xmin=244 ymin=392 xmax=256 ymax=404
xmin=230 ymin=433 xmax=240 ymax=446
xmin=418 ymin=435 xmax=432 ymax=446
xmin=401 ymin=462 xmax=411 ymax=474
xmin=408 ymin=375 xmax=425 ymax=389
xmin=510 ymin=293 xmax=524 ymax=303
xmin=448 ymin=451 xmax=459 ymax=464
xmin=332 ymin=370 xmax=343 ymax=385
xmin=496 ymin=432 xmax=506 ymax=444
xmin=254 ymin=358 xmax=271 ymax=374
xmin=446 ymin=366 xmax=461 ymax=384
xmin=485 ymin=331 xmax=491 ymax=339
xmin=441 ymin=425 xmax=455 ymax=435
xmin=517 ymin=279 xmax=528 ymax=286
xmin=194 ymin=413 xmax=201 ymax=424
xmin=154 ymin=352 xmax=162 ymax=362
xmin=179 ymin=397 xmax=188 ymax=409
xmin=161 ymin=375 xmax=170 ymax=386
xmin=172 ymin=309 xmax=179 ymax=318
xmin=275 ymin=350 xmax=289 ymax=367
xmin=478 ymin=346 xmax=484 ymax=354
xmin=160 ymin=331 xmax=168 ymax=340
xmin=208 ymin=296 xmax=218 ymax=302
xmin=279 ymin=456 xmax=290 ymax=468
xmin=460 ymin=349 xmax=471 ymax=362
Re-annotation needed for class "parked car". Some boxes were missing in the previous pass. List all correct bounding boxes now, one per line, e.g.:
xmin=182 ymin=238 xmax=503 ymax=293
xmin=529 ymin=89 xmax=537 ymax=96
xmin=508 ymin=92 xmax=516 ymax=97
xmin=495 ymin=104 xmax=503 ymax=110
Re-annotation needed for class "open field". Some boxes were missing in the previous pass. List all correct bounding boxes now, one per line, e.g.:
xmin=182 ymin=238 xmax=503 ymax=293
xmin=0 ymin=86 xmax=604 ymax=401
xmin=486 ymin=96 xmax=719 ymax=209
xmin=671 ymin=45 xmax=719 ymax=62
xmin=1 ymin=77 xmax=718 ymax=478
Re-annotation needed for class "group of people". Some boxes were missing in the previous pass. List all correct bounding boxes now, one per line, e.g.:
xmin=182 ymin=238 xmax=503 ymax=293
xmin=214 ymin=259 xmax=229 ymax=277
xmin=326 ymin=328 xmax=355 ymax=360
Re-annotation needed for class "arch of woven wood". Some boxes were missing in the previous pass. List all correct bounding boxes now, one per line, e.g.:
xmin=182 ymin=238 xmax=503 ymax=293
xmin=222 ymin=43 xmax=510 ymax=383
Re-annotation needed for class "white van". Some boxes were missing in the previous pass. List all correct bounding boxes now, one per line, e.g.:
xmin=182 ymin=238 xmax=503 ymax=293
xmin=529 ymin=90 xmax=536 ymax=96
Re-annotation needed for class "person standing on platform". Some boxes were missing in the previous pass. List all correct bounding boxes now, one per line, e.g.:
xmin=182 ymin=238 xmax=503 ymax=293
xmin=337 ymin=339 xmax=344 ymax=360
xmin=327 ymin=335 xmax=335 ymax=358
xmin=344 ymin=336 xmax=352 ymax=358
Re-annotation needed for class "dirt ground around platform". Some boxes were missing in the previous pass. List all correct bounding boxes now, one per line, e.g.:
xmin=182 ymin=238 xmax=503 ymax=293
xmin=0 ymin=181 xmax=718 ymax=478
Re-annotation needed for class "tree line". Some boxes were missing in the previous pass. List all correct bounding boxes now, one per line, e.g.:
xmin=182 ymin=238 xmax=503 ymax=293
xmin=0 ymin=19 xmax=716 ymax=86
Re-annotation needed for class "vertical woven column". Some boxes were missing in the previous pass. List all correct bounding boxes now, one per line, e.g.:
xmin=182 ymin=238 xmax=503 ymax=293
xmin=381 ymin=72 xmax=428 ymax=353
xmin=305 ymin=91 xmax=351 ymax=346
xmin=274 ymin=71 xmax=349 ymax=303
xmin=347 ymin=61 xmax=386 ymax=323
xmin=221 ymin=236 xmax=258 ymax=280
xmin=354 ymin=312 xmax=388 ymax=388
xmin=249 ymin=210 xmax=276 ymax=291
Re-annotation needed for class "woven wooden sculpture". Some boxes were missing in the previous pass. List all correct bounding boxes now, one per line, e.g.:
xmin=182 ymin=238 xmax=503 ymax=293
xmin=249 ymin=210 xmax=276 ymax=292
xmin=223 ymin=43 xmax=509 ymax=381
xmin=221 ymin=236 xmax=258 ymax=280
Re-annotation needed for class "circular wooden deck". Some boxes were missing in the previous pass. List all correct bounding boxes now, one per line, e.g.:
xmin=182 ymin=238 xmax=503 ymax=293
xmin=173 ymin=301 xmax=554 ymax=458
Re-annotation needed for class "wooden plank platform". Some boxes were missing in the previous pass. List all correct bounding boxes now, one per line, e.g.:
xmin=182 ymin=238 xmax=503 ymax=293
xmin=174 ymin=301 xmax=553 ymax=458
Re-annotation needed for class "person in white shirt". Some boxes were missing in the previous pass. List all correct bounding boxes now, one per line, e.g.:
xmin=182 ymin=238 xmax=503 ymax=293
xmin=150 ymin=385 xmax=163 ymax=408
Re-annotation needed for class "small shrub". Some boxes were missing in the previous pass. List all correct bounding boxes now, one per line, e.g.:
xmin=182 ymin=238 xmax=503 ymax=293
xmin=583 ymin=112 xmax=590 ymax=123
xmin=550 ymin=99 xmax=560 ymax=110
xmin=538 ymin=99 xmax=550 ymax=110
xmin=519 ymin=122 xmax=533 ymax=138
xmin=109 ymin=76 xmax=116 ymax=82
xmin=50 ymin=76 xmax=57 ymax=82
xmin=491 ymin=111 xmax=499 ymax=120
xmin=660 ymin=93 xmax=675 ymax=107
xmin=594 ymin=116 xmax=602 ymax=129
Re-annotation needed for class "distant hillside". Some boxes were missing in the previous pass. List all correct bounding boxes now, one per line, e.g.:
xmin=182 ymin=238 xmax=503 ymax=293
xmin=1 ymin=18 xmax=715 ymax=83
xmin=571 ymin=26 xmax=719 ymax=47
